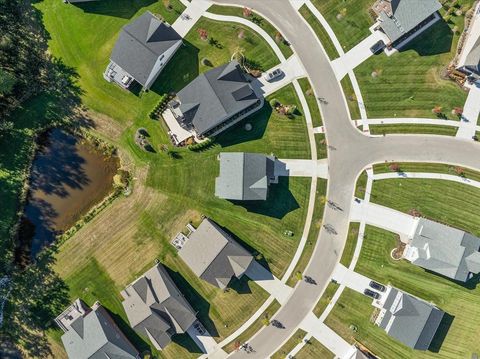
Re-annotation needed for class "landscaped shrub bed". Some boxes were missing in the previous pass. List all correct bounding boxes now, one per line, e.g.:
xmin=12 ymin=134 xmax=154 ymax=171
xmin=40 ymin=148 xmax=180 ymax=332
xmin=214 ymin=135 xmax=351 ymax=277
xmin=148 ymin=94 xmax=170 ymax=119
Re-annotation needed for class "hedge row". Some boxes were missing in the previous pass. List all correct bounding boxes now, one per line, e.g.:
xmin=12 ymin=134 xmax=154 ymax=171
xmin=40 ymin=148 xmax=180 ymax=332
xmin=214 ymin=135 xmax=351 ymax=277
xmin=148 ymin=94 xmax=170 ymax=119
xmin=188 ymin=137 xmax=215 ymax=151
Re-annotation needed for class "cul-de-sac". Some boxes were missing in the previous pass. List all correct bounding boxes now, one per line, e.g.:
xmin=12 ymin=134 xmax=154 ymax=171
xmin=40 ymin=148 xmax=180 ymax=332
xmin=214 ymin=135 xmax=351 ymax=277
xmin=2 ymin=0 xmax=480 ymax=358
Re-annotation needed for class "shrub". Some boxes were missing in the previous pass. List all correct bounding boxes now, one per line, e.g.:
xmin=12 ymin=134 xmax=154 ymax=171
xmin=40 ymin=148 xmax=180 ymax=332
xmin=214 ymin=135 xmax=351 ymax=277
xmin=269 ymin=98 xmax=279 ymax=108
xmin=188 ymin=137 xmax=216 ymax=151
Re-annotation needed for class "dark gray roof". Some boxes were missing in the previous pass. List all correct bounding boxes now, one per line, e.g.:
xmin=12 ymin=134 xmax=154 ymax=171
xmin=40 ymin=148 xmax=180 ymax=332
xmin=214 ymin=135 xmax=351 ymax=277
xmin=376 ymin=0 xmax=441 ymax=43
xmin=408 ymin=219 xmax=480 ymax=282
xmin=176 ymin=61 xmax=261 ymax=135
xmin=61 ymin=304 xmax=138 ymax=359
xmin=378 ymin=287 xmax=444 ymax=350
xmin=178 ymin=218 xmax=254 ymax=289
xmin=121 ymin=264 xmax=197 ymax=350
xmin=461 ymin=36 xmax=480 ymax=75
xmin=215 ymin=152 xmax=276 ymax=201
xmin=110 ymin=11 xmax=181 ymax=86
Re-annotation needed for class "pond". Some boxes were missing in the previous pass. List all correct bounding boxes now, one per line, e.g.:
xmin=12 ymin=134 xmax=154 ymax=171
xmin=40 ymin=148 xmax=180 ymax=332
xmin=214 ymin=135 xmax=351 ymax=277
xmin=16 ymin=129 xmax=119 ymax=263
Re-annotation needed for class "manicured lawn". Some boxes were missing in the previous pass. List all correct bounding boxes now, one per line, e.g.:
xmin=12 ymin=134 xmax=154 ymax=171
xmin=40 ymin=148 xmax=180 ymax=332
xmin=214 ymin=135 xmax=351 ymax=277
xmin=295 ymin=338 xmax=334 ymax=359
xmin=373 ymin=162 xmax=480 ymax=182
xmin=341 ymin=76 xmax=361 ymax=120
xmin=313 ymin=281 xmax=340 ymax=317
xmin=298 ymin=77 xmax=323 ymax=127
xmin=340 ymin=222 xmax=359 ymax=267
xmin=222 ymin=299 xmax=281 ymax=353
xmin=369 ymin=124 xmax=458 ymax=136
xmin=355 ymin=170 xmax=368 ymax=199
xmin=271 ymin=329 xmax=307 ymax=359
xmin=315 ymin=134 xmax=328 ymax=159
xmin=299 ymin=5 xmax=340 ymax=60
xmin=286 ymin=179 xmax=327 ymax=286
xmin=355 ymin=1 xmax=473 ymax=120
xmin=207 ymin=4 xmax=293 ymax=59
xmin=370 ymin=178 xmax=480 ymax=236
xmin=310 ymin=0 xmax=373 ymax=51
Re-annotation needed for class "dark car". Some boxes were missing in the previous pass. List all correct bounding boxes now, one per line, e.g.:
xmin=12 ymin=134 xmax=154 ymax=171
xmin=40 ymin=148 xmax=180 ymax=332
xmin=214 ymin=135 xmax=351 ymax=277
xmin=370 ymin=40 xmax=385 ymax=54
xmin=364 ymin=288 xmax=380 ymax=299
xmin=369 ymin=281 xmax=386 ymax=292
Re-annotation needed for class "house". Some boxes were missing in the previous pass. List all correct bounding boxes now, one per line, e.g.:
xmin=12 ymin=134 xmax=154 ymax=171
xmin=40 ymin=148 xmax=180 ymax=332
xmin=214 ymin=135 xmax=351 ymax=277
xmin=178 ymin=218 xmax=254 ymax=289
xmin=104 ymin=11 xmax=182 ymax=90
xmin=403 ymin=218 xmax=480 ymax=282
xmin=55 ymin=299 xmax=139 ymax=359
xmin=215 ymin=152 xmax=277 ymax=201
xmin=457 ymin=35 xmax=480 ymax=82
xmin=373 ymin=286 xmax=444 ymax=350
xmin=371 ymin=0 xmax=442 ymax=46
xmin=120 ymin=263 xmax=197 ymax=350
xmin=166 ymin=61 xmax=263 ymax=143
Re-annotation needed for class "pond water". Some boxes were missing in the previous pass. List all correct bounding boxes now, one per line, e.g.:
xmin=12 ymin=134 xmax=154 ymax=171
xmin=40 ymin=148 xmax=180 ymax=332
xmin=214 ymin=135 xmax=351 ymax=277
xmin=17 ymin=129 xmax=118 ymax=262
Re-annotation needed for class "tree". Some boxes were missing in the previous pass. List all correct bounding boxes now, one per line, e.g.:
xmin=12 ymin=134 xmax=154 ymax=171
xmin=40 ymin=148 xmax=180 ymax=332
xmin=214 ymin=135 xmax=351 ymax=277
xmin=452 ymin=107 xmax=463 ymax=116
xmin=0 ymin=69 xmax=16 ymax=95
xmin=431 ymin=105 xmax=442 ymax=115
xmin=275 ymin=31 xmax=283 ymax=44
xmin=389 ymin=163 xmax=401 ymax=172
xmin=197 ymin=28 xmax=208 ymax=41
xmin=295 ymin=271 xmax=303 ymax=281
xmin=454 ymin=166 xmax=465 ymax=176
xmin=243 ymin=7 xmax=252 ymax=17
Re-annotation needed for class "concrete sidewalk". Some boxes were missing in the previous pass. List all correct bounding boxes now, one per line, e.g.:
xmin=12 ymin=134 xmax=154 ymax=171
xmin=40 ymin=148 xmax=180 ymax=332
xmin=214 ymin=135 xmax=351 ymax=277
xmin=276 ymin=159 xmax=328 ymax=178
xmin=365 ymin=117 xmax=461 ymax=128
xmin=456 ymin=84 xmax=480 ymax=139
xmin=373 ymin=171 xmax=480 ymax=189
xmin=172 ymin=0 xmax=212 ymax=37
xmin=350 ymin=200 xmax=418 ymax=241
xmin=245 ymin=262 xmax=293 ymax=305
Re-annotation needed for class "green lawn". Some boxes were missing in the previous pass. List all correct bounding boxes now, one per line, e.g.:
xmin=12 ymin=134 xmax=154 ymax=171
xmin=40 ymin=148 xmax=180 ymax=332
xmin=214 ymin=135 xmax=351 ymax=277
xmin=299 ymin=4 xmax=340 ymax=60
xmin=355 ymin=1 xmax=473 ymax=120
xmin=355 ymin=170 xmax=368 ymax=199
xmin=315 ymin=134 xmax=328 ymax=159
xmin=222 ymin=299 xmax=281 ymax=353
xmin=313 ymin=281 xmax=340 ymax=317
xmin=295 ymin=338 xmax=334 ymax=359
xmin=271 ymin=329 xmax=307 ymax=359
xmin=369 ymin=124 xmax=458 ymax=136
xmin=298 ymin=77 xmax=323 ymax=127
xmin=373 ymin=162 xmax=480 ymax=182
xmin=207 ymin=4 xmax=293 ymax=59
xmin=341 ymin=76 xmax=361 ymax=120
xmin=310 ymin=0 xmax=373 ymax=51
xmin=370 ymin=178 xmax=480 ymax=236
xmin=286 ymin=179 xmax=327 ymax=286
xmin=340 ymin=222 xmax=359 ymax=267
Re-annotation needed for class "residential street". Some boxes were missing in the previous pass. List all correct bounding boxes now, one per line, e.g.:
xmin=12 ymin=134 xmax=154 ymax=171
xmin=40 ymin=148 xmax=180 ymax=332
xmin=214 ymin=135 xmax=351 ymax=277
xmin=212 ymin=1 xmax=480 ymax=357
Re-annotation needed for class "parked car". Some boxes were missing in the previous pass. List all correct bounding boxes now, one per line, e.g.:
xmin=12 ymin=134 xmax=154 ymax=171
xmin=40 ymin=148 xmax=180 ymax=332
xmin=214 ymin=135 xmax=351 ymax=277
xmin=364 ymin=288 xmax=380 ymax=299
xmin=264 ymin=68 xmax=283 ymax=81
xmin=370 ymin=40 xmax=385 ymax=54
xmin=369 ymin=281 xmax=386 ymax=292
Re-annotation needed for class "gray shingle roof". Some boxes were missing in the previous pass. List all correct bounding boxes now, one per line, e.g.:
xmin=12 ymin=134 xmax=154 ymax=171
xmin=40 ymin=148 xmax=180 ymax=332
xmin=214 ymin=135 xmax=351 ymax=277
xmin=176 ymin=61 xmax=261 ymax=135
xmin=121 ymin=264 xmax=197 ymax=350
xmin=375 ymin=0 xmax=441 ymax=43
xmin=462 ymin=36 xmax=480 ymax=75
xmin=110 ymin=11 xmax=181 ymax=87
xmin=378 ymin=287 xmax=444 ymax=350
xmin=61 ymin=304 xmax=139 ymax=359
xmin=408 ymin=219 xmax=480 ymax=282
xmin=178 ymin=218 xmax=254 ymax=289
xmin=215 ymin=152 xmax=276 ymax=201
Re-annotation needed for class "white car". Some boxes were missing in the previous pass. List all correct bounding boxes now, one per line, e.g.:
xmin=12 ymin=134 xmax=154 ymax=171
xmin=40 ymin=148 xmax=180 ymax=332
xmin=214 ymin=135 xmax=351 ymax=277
xmin=264 ymin=68 xmax=283 ymax=82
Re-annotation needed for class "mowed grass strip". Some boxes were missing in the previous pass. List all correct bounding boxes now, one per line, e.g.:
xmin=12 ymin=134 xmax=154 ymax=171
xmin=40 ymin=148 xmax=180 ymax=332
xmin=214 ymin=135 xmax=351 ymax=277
xmin=207 ymin=4 xmax=293 ymax=58
xmin=341 ymin=76 xmax=361 ymax=120
xmin=313 ymin=281 xmax=340 ymax=317
xmin=286 ymin=179 xmax=327 ymax=286
xmin=355 ymin=1 xmax=473 ymax=120
xmin=372 ymin=162 xmax=480 ymax=183
xmin=295 ymin=338 xmax=334 ymax=359
xmin=298 ymin=77 xmax=323 ymax=127
xmin=271 ymin=329 xmax=307 ymax=359
xmin=340 ymin=222 xmax=359 ymax=267
xmin=315 ymin=134 xmax=328 ymax=159
xmin=369 ymin=124 xmax=458 ymax=136
xmin=299 ymin=4 xmax=340 ymax=60
xmin=222 ymin=299 xmax=281 ymax=353
xmin=370 ymin=178 xmax=480 ymax=236
xmin=355 ymin=170 xmax=368 ymax=199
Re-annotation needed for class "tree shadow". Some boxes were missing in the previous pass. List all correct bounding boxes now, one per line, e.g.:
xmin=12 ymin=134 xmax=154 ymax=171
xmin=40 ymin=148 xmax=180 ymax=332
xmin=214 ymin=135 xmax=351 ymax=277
xmin=399 ymin=19 xmax=453 ymax=56
xmin=231 ymin=176 xmax=300 ymax=219
xmin=216 ymin=103 xmax=272 ymax=148
xmin=163 ymin=266 xmax=219 ymax=338
xmin=150 ymin=40 xmax=200 ymax=96
xmin=71 ymin=0 xmax=157 ymax=19
xmin=428 ymin=313 xmax=454 ymax=353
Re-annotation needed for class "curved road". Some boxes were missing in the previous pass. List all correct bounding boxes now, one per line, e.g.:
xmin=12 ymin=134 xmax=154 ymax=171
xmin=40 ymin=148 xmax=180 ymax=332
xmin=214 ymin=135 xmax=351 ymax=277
xmin=211 ymin=1 xmax=480 ymax=357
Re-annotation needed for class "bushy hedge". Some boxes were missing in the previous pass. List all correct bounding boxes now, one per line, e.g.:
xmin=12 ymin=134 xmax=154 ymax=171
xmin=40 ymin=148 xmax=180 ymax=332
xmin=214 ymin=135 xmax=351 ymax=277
xmin=148 ymin=94 xmax=170 ymax=119
xmin=188 ymin=137 xmax=216 ymax=151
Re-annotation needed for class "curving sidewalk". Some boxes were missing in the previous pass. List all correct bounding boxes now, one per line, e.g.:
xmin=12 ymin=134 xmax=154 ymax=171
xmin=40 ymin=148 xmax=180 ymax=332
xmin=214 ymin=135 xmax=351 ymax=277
xmin=364 ymin=117 xmax=462 ymax=127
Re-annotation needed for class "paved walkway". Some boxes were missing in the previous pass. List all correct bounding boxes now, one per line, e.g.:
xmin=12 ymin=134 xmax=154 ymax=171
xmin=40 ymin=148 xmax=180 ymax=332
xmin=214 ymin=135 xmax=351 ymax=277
xmin=373 ymin=171 xmax=480 ymax=189
xmin=172 ymin=0 xmax=212 ymax=37
xmin=276 ymin=159 xmax=328 ymax=178
xmin=245 ymin=262 xmax=293 ymax=305
xmin=350 ymin=200 xmax=418 ymax=241
xmin=331 ymin=32 xmax=384 ymax=80
xmin=364 ymin=117 xmax=462 ymax=128
xmin=456 ymin=83 xmax=480 ymax=139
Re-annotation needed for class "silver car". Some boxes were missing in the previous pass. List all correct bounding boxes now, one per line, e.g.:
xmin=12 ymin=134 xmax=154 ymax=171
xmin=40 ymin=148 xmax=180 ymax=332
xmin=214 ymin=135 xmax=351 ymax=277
xmin=264 ymin=68 xmax=283 ymax=81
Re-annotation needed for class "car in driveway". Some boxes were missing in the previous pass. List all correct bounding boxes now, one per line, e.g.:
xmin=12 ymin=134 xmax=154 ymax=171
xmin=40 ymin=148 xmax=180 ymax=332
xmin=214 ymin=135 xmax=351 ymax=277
xmin=264 ymin=68 xmax=283 ymax=82
xmin=369 ymin=281 xmax=386 ymax=292
xmin=364 ymin=288 xmax=380 ymax=299
xmin=370 ymin=40 xmax=385 ymax=54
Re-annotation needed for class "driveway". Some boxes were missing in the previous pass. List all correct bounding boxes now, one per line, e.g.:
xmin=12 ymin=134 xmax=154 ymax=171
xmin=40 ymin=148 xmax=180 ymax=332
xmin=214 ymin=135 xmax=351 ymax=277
xmin=275 ymin=158 xmax=328 ymax=178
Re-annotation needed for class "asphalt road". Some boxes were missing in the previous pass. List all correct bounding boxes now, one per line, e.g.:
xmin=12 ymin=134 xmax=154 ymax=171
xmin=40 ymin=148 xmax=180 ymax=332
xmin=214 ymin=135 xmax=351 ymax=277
xmin=212 ymin=1 xmax=480 ymax=357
